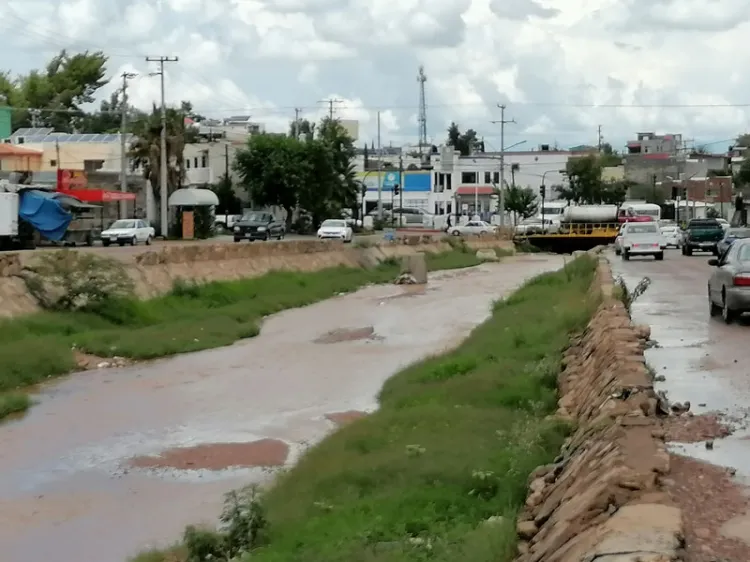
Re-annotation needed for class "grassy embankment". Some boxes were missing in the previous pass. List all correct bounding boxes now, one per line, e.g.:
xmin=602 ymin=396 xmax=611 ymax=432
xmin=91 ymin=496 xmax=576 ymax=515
xmin=0 ymin=249 xmax=495 ymax=420
xmin=133 ymin=255 xmax=599 ymax=562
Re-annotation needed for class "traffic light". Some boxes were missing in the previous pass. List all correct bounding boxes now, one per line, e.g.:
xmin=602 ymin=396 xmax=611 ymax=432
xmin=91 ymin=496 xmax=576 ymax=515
xmin=393 ymin=184 xmax=400 ymax=195
xmin=540 ymin=184 xmax=546 ymax=198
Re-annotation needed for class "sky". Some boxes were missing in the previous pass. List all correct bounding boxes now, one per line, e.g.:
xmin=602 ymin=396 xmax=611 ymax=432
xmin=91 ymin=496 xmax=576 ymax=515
xmin=1 ymin=0 xmax=749 ymax=153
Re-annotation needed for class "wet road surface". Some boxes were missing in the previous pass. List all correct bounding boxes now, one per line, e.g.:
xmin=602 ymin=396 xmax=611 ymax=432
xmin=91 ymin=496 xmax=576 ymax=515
xmin=0 ymin=255 xmax=563 ymax=562
xmin=611 ymin=249 xmax=750 ymax=476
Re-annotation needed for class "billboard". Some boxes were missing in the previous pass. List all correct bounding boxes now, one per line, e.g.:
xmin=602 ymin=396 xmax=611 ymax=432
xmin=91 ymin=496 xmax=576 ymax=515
xmin=340 ymin=120 xmax=359 ymax=141
xmin=357 ymin=171 xmax=430 ymax=192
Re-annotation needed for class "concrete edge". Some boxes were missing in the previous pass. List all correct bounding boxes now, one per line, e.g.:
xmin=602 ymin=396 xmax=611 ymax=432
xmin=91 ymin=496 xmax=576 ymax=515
xmin=512 ymin=258 xmax=685 ymax=562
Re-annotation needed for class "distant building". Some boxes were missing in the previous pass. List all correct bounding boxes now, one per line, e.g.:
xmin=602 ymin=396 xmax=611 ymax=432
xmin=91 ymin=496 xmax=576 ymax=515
xmin=624 ymin=132 xmax=683 ymax=184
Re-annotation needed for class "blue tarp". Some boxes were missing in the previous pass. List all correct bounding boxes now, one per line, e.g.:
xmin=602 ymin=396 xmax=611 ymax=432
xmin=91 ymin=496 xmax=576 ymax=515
xmin=18 ymin=190 xmax=72 ymax=241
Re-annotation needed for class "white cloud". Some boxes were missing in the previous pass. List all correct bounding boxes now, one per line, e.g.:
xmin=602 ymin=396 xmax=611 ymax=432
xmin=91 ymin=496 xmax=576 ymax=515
xmin=2 ymin=0 xmax=750 ymax=150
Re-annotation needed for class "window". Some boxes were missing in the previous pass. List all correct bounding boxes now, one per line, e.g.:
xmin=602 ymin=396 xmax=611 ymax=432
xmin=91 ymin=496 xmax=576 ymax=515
xmin=484 ymin=171 xmax=491 ymax=184
xmin=201 ymin=154 xmax=208 ymax=167
xmin=50 ymin=159 xmax=57 ymax=166
xmin=627 ymin=224 xmax=658 ymax=234
xmin=83 ymin=159 xmax=104 ymax=173
xmin=194 ymin=157 xmax=199 ymax=168
xmin=446 ymin=174 xmax=452 ymax=190
xmin=185 ymin=159 xmax=191 ymax=169
xmin=461 ymin=171 xmax=477 ymax=184
xmin=493 ymin=171 xmax=500 ymax=184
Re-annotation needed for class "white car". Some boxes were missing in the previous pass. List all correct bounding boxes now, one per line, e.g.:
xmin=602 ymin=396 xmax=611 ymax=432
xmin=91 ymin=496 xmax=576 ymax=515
xmin=717 ymin=218 xmax=730 ymax=232
xmin=621 ymin=222 xmax=666 ymax=261
xmin=614 ymin=224 xmax=625 ymax=255
xmin=317 ymin=219 xmax=353 ymax=242
xmin=660 ymin=225 xmax=682 ymax=248
xmin=449 ymin=220 xmax=497 ymax=236
xmin=100 ymin=219 xmax=155 ymax=247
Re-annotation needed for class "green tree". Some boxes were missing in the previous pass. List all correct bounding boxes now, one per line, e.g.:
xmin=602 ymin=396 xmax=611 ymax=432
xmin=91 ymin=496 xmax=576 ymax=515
xmin=289 ymin=118 xmax=315 ymax=142
xmin=211 ymin=174 xmax=242 ymax=214
xmin=599 ymin=143 xmax=622 ymax=167
xmin=557 ymin=155 xmax=627 ymax=206
xmin=316 ymin=117 xmax=359 ymax=219
xmin=503 ymin=185 xmax=537 ymax=225
xmin=128 ymin=104 xmax=189 ymax=214
xmin=3 ymin=50 xmax=108 ymax=132
xmin=233 ymin=133 xmax=307 ymax=228
xmin=446 ymin=122 xmax=481 ymax=156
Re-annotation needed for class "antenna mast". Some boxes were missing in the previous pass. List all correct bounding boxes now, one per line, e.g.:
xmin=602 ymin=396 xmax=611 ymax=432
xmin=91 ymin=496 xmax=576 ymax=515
xmin=417 ymin=65 xmax=427 ymax=152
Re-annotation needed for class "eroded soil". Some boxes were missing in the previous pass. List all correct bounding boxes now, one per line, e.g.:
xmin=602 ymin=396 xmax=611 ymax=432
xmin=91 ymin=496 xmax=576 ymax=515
xmin=130 ymin=439 xmax=290 ymax=471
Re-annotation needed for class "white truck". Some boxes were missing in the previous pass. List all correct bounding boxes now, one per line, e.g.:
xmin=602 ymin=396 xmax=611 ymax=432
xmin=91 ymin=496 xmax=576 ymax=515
xmin=0 ymin=181 xmax=52 ymax=250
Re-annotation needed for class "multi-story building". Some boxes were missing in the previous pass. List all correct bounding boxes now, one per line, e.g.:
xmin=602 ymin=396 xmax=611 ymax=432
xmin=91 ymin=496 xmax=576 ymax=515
xmin=624 ymin=132 xmax=684 ymax=184
xmin=358 ymin=144 xmax=582 ymax=220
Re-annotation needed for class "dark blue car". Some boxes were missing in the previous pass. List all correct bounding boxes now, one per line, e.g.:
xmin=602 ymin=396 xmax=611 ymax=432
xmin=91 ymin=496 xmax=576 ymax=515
xmin=717 ymin=227 xmax=750 ymax=257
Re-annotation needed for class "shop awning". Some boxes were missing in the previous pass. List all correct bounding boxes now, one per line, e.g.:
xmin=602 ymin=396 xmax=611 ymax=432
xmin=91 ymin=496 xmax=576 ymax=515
xmin=456 ymin=186 xmax=495 ymax=196
xmin=56 ymin=188 xmax=136 ymax=202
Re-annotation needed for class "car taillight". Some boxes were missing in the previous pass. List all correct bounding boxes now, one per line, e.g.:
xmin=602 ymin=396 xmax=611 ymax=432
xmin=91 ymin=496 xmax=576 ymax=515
xmin=733 ymin=275 xmax=750 ymax=286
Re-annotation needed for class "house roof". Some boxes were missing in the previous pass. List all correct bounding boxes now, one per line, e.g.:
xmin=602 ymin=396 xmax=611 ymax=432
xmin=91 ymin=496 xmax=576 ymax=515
xmin=0 ymin=144 xmax=43 ymax=157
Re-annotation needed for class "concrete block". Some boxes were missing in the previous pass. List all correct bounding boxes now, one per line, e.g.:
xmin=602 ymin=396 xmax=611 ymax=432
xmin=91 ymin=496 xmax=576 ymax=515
xmin=400 ymin=253 xmax=427 ymax=284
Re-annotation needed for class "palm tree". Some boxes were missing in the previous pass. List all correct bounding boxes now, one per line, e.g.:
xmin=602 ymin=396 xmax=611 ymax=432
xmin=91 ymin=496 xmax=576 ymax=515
xmin=129 ymin=105 xmax=187 ymax=222
xmin=510 ymin=162 xmax=520 ymax=188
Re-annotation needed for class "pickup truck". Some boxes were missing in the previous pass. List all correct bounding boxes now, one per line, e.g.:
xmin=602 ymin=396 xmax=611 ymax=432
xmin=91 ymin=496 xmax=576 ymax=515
xmin=681 ymin=218 xmax=724 ymax=256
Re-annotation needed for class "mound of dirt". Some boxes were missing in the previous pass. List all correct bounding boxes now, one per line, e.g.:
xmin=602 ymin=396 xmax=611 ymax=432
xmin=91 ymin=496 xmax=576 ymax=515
xmin=130 ymin=439 xmax=289 ymax=470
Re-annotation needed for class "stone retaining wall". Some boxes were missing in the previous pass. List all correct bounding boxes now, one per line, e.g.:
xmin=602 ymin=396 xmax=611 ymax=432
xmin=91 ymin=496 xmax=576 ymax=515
xmin=0 ymin=236 xmax=515 ymax=315
xmin=513 ymin=259 xmax=684 ymax=562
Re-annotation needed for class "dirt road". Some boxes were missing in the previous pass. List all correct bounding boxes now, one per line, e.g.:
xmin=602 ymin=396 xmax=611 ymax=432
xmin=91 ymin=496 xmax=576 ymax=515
xmin=0 ymin=255 xmax=563 ymax=562
xmin=611 ymin=249 xmax=750 ymax=560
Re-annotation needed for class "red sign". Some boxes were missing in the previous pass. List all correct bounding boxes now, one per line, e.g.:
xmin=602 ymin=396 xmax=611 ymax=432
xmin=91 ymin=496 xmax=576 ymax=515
xmin=57 ymin=188 xmax=136 ymax=202
xmin=57 ymin=169 xmax=88 ymax=190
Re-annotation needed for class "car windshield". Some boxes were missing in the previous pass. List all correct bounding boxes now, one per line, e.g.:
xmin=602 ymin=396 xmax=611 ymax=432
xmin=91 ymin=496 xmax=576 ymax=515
xmin=727 ymin=228 xmax=750 ymax=238
xmin=242 ymin=213 xmax=269 ymax=221
xmin=738 ymin=244 xmax=750 ymax=261
xmin=627 ymin=224 xmax=658 ymax=234
xmin=109 ymin=220 xmax=135 ymax=229
xmin=321 ymin=220 xmax=346 ymax=228
xmin=689 ymin=220 xmax=720 ymax=230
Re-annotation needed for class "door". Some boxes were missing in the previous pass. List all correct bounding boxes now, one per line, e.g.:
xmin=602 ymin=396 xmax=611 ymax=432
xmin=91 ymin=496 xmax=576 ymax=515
xmin=710 ymin=244 xmax=737 ymax=303
xmin=136 ymin=220 xmax=149 ymax=241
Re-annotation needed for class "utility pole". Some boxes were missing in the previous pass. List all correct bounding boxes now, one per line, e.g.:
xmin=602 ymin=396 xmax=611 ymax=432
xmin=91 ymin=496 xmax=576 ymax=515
xmin=146 ymin=56 xmax=178 ymax=237
xmin=399 ymin=154 xmax=404 ymax=227
xmin=377 ymin=111 xmax=383 ymax=220
xmin=293 ymin=107 xmax=301 ymax=140
xmin=417 ymin=65 xmax=428 ymax=153
xmin=319 ymin=98 xmax=343 ymax=119
xmin=597 ymin=125 xmax=603 ymax=152
xmin=119 ymin=71 xmax=137 ymax=218
xmin=491 ymin=104 xmax=515 ymax=228
xmin=224 ymin=144 xmax=230 ymax=178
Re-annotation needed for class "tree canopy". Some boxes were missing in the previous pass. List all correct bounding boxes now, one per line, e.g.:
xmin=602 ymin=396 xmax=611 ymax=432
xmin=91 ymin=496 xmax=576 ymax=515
xmin=556 ymin=154 xmax=627 ymax=206
xmin=0 ymin=50 xmax=108 ymax=132
xmin=233 ymin=117 xmax=359 ymax=228
xmin=446 ymin=122 xmax=483 ymax=156
xmin=503 ymin=185 xmax=537 ymax=224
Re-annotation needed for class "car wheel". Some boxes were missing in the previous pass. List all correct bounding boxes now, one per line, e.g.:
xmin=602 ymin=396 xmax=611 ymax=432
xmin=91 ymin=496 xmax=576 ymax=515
xmin=685 ymin=247 xmax=693 ymax=256
xmin=655 ymin=252 xmax=664 ymax=261
xmin=709 ymin=291 xmax=721 ymax=317
xmin=118 ymin=241 xmax=125 ymax=246
xmin=615 ymin=248 xmax=621 ymax=255
xmin=233 ymin=237 xmax=242 ymax=243
xmin=622 ymin=250 xmax=630 ymax=261
xmin=722 ymin=290 xmax=736 ymax=324
xmin=131 ymin=236 xmax=137 ymax=246
xmin=102 ymin=240 xmax=111 ymax=247
xmin=451 ymin=229 xmax=460 ymax=236
xmin=145 ymin=236 xmax=152 ymax=246
xmin=265 ymin=232 xmax=271 ymax=241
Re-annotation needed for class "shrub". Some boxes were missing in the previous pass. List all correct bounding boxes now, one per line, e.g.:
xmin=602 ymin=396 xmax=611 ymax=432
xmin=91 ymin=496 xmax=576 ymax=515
xmin=22 ymin=250 xmax=135 ymax=311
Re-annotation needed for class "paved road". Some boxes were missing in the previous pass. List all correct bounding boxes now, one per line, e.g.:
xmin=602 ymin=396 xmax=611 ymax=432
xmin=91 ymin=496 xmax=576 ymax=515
xmin=6 ymin=231 xmax=441 ymax=261
xmin=610 ymin=249 xmax=750 ymax=478
xmin=0 ymin=255 xmax=563 ymax=562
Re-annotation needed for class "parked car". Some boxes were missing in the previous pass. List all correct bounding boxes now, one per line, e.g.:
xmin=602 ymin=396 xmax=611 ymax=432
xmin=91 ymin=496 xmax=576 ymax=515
xmin=717 ymin=227 xmax=750 ymax=257
xmin=681 ymin=218 xmax=724 ymax=256
xmin=233 ymin=211 xmax=285 ymax=242
xmin=214 ymin=213 xmax=242 ymax=232
xmin=100 ymin=219 xmax=155 ymax=247
xmin=449 ymin=221 xmax=497 ymax=237
xmin=707 ymin=238 xmax=750 ymax=323
xmin=620 ymin=222 xmax=666 ymax=261
xmin=660 ymin=224 xmax=683 ymax=248
xmin=317 ymin=219 xmax=353 ymax=242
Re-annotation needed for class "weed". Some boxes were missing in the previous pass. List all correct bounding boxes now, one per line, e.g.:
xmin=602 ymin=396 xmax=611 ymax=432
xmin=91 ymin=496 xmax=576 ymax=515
xmin=0 ymin=391 xmax=32 ymax=418
xmin=614 ymin=275 xmax=651 ymax=313
xmin=135 ymin=254 xmax=598 ymax=562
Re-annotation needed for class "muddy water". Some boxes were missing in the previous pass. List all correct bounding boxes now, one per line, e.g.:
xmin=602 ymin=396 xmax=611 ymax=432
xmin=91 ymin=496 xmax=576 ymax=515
xmin=0 ymin=255 xmax=563 ymax=562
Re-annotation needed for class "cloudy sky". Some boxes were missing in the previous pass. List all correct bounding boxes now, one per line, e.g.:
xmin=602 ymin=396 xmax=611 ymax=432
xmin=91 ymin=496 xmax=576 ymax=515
xmin=1 ymin=0 xmax=749 ymax=152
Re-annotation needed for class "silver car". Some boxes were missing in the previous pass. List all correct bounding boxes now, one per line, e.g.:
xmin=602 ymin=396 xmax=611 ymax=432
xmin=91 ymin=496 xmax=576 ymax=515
xmin=708 ymin=239 xmax=750 ymax=323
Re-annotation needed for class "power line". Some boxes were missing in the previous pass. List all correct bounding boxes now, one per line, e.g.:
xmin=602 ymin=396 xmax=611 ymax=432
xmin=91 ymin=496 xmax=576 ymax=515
xmin=318 ymin=98 xmax=343 ymax=119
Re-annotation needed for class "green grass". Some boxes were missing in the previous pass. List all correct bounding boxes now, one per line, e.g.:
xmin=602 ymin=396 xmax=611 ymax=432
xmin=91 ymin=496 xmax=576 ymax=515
xmin=0 ymin=250 xmax=491 ymax=421
xmin=131 ymin=255 xmax=599 ymax=562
